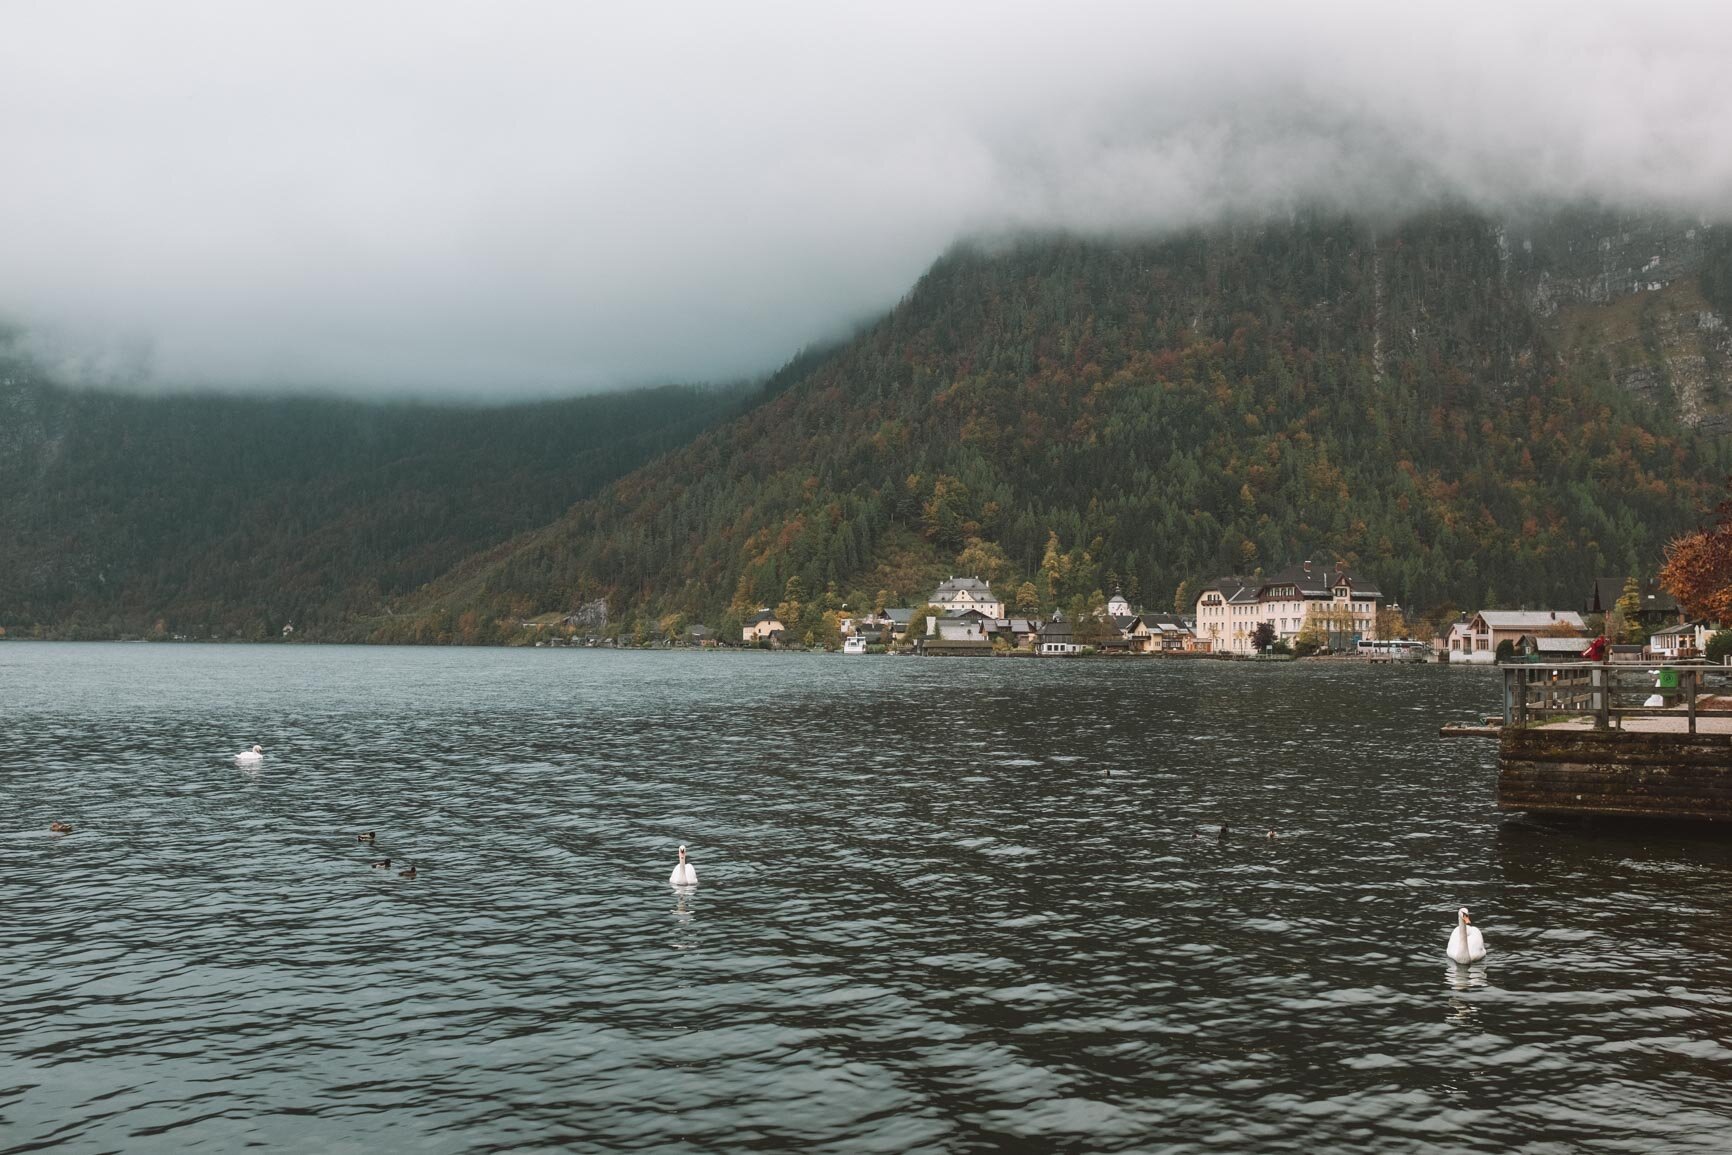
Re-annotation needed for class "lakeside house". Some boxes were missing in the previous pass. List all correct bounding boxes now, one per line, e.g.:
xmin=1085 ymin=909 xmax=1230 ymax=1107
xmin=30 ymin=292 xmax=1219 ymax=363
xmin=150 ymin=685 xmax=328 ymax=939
xmin=1194 ymin=562 xmax=1381 ymax=655
xmin=1448 ymin=609 xmax=1586 ymax=663
xmin=919 ymin=610 xmax=1044 ymax=652
xmin=927 ymin=576 xmax=1004 ymax=619
xmin=1038 ymin=611 xmax=1081 ymax=655
xmin=1650 ymin=621 xmax=1714 ymax=658
xmin=929 ymin=609 xmax=992 ymax=643
xmin=922 ymin=616 xmax=994 ymax=656
xmin=1100 ymin=610 xmax=1194 ymax=654
xmin=1140 ymin=612 xmax=1196 ymax=653
xmin=1106 ymin=612 xmax=1145 ymax=653
xmin=853 ymin=607 xmax=916 ymax=642
xmin=742 ymin=608 xmax=785 ymax=643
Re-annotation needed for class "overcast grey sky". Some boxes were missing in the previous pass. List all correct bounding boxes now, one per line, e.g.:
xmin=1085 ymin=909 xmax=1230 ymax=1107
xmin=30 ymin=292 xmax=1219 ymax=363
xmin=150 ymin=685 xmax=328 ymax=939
xmin=3 ymin=2 xmax=1729 ymax=397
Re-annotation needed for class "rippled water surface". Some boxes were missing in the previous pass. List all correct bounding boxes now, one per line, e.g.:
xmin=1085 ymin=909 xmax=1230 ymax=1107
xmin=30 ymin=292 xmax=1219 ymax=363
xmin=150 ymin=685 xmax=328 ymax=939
xmin=5 ymin=644 xmax=1732 ymax=1153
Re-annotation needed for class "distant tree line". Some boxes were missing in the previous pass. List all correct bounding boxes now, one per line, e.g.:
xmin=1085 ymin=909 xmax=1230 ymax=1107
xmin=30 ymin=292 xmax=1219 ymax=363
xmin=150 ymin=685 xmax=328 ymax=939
xmin=0 ymin=355 xmax=755 ymax=640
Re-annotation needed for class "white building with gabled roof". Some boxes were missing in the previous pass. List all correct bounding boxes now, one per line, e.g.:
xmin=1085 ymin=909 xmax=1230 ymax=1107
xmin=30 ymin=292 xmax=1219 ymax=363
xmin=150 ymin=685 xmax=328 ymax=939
xmin=742 ymin=608 xmax=785 ymax=643
xmin=1452 ymin=609 xmax=1586 ymax=664
xmin=927 ymin=576 xmax=1003 ymax=619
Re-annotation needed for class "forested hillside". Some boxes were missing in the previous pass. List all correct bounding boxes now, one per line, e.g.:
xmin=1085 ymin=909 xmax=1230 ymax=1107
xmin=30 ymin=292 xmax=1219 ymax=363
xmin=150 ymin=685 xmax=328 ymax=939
xmin=383 ymin=209 xmax=1732 ymax=644
xmin=6 ymin=208 xmax=1729 ymax=645
xmin=0 ymin=363 xmax=756 ymax=639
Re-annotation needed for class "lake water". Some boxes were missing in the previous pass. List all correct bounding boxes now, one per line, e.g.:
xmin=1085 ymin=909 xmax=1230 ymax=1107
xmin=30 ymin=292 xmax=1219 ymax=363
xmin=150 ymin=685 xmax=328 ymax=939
xmin=4 ymin=644 xmax=1731 ymax=1153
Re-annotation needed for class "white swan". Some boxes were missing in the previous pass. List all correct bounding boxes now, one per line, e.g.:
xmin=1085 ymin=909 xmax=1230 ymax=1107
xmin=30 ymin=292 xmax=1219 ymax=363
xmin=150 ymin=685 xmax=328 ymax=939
xmin=669 ymin=845 xmax=697 ymax=887
xmin=1447 ymin=906 xmax=1487 ymax=964
xmin=234 ymin=744 xmax=264 ymax=765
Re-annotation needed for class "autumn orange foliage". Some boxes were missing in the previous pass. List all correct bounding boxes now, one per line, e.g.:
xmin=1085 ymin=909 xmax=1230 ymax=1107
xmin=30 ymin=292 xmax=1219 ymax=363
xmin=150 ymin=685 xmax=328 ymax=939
xmin=1660 ymin=501 xmax=1732 ymax=622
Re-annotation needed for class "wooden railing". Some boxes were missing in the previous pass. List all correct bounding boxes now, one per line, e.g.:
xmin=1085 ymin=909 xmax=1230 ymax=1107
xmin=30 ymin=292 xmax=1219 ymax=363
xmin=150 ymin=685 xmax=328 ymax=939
xmin=1503 ymin=662 xmax=1732 ymax=733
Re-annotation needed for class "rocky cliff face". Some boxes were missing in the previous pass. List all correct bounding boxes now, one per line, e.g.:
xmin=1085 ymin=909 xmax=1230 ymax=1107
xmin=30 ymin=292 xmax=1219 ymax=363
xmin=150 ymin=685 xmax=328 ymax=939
xmin=1503 ymin=212 xmax=1732 ymax=432
xmin=1513 ymin=212 xmax=1714 ymax=311
xmin=1594 ymin=285 xmax=1732 ymax=435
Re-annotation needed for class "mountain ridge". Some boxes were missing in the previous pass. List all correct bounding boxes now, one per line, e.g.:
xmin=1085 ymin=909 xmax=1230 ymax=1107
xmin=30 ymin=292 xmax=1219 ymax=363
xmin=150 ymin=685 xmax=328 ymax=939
xmin=372 ymin=207 xmax=1732 ymax=644
xmin=3 ymin=205 xmax=1730 ymax=643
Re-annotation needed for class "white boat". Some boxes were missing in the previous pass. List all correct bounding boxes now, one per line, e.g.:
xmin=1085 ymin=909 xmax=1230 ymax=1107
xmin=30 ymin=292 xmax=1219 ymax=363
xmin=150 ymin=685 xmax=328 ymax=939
xmin=843 ymin=636 xmax=868 ymax=654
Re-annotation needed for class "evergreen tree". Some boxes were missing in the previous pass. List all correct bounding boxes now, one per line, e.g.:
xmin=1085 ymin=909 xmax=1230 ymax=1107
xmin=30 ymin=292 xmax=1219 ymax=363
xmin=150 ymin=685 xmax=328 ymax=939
xmin=1613 ymin=576 xmax=1647 ymax=644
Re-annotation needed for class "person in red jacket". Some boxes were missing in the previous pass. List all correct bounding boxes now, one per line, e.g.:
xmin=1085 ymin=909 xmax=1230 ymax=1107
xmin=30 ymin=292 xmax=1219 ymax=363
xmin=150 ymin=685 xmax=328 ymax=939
xmin=1581 ymin=635 xmax=1610 ymax=662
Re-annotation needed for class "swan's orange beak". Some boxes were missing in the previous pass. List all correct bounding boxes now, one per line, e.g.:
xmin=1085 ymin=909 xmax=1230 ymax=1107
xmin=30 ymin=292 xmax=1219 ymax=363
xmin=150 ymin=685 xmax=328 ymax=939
xmin=1464 ymin=915 xmax=1471 ymax=924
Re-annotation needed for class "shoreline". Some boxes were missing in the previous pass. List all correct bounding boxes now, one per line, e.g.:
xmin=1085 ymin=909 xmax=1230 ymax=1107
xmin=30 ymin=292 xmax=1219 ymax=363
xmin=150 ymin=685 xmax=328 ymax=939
xmin=0 ymin=635 xmax=1478 ymax=666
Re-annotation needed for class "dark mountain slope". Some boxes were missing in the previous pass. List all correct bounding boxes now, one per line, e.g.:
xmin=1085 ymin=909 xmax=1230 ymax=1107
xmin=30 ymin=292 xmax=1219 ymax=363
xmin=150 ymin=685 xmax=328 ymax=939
xmin=386 ymin=209 xmax=1732 ymax=643
xmin=0 ymin=365 xmax=755 ymax=638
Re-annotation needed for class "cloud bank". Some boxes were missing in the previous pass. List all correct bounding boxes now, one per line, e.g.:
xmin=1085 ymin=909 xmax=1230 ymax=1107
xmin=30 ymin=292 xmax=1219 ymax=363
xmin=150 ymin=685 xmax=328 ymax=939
xmin=2 ymin=1 xmax=1729 ymax=396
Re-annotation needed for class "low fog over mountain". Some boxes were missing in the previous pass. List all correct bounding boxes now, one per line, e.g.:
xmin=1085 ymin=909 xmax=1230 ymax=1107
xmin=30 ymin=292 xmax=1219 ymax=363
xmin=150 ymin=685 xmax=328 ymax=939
xmin=3 ymin=2 xmax=1729 ymax=396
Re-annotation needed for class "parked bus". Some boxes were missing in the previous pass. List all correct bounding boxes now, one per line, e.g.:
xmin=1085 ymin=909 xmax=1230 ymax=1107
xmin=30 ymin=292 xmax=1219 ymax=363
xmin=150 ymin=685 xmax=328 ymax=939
xmin=1357 ymin=639 xmax=1428 ymax=658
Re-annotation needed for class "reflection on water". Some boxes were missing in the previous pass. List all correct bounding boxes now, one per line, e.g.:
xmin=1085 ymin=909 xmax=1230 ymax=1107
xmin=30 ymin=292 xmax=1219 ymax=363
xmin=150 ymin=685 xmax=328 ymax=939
xmin=3 ymin=644 xmax=1731 ymax=1153
xmin=671 ymin=887 xmax=697 ymax=949
xmin=1444 ymin=962 xmax=1491 ymax=1029
xmin=1445 ymin=964 xmax=1493 ymax=994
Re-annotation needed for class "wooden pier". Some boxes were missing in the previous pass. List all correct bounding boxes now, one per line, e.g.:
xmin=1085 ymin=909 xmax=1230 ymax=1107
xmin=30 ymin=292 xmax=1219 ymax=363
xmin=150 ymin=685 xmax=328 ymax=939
xmin=1444 ymin=662 xmax=1732 ymax=823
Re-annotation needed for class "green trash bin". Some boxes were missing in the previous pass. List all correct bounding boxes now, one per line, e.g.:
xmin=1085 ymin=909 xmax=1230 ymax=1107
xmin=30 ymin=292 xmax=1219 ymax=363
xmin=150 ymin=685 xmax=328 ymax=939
xmin=1657 ymin=667 xmax=1681 ymax=708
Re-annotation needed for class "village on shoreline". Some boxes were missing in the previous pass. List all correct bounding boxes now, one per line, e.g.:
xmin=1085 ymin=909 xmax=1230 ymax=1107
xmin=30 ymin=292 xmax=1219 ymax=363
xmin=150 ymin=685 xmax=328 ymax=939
xmin=13 ymin=558 xmax=1720 ymax=661
xmin=529 ymin=563 xmax=1731 ymax=666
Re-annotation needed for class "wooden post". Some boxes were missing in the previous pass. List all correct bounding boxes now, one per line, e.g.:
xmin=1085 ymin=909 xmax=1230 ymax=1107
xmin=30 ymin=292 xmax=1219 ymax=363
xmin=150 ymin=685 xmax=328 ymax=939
xmin=1515 ymin=667 xmax=1528 ymax=728
xmin=1687 ymin=668 xmax=1697 ymax=735
xmin=1594 ymin=665 xmax=1609 ymax=731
